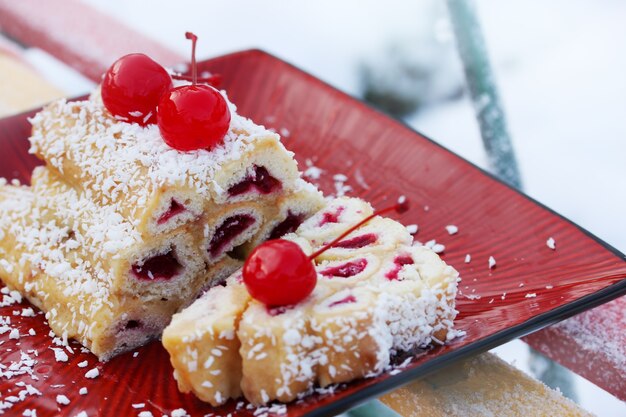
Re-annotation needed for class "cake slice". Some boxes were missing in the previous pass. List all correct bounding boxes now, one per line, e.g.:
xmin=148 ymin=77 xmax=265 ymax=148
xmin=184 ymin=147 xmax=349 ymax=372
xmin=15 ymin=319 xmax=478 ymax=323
xmin=28 ymin=95 xmax=304 ymax=238
xmin=311 ymin=286 xmax=393 ymax=387
xmin=0 ymin=180 xmax=192 ymax=359
xmin=163 ymin=197 xmax=460 ymax=405
xmin=30 ymin=167 xmax=207 ymax=303
xmin=162 ymin=274 xmax=250 ymax=406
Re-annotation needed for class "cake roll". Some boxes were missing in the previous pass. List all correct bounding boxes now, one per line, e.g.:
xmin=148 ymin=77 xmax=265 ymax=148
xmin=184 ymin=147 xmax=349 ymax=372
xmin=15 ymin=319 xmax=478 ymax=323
xmin=311 ymin=286 xmax=392 ymax=387
xmin=0 ymin=169 xmax=250 ymax=360
xmin=30 ymin=167 xmax=207 ymax=303
xmin=0 ymin=182 xmax=181 ymax=359
xmin=28 ymin=95 xmax=303 ymax=237
xmin=241 ymin=179 xmax=325 ymax=252
xmin=162 ymin=275 xmax=250 ymax=406
xmin=162 ymin=197 xmax=461 ymax=406
xmin=237 ymin=284 xmax=329 ymax=405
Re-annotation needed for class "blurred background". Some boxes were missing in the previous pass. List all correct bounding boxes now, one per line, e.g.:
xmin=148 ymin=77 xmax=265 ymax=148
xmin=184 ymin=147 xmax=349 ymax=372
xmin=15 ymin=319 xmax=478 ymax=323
xmin=1 ymin=0 xmax=624 ymax=415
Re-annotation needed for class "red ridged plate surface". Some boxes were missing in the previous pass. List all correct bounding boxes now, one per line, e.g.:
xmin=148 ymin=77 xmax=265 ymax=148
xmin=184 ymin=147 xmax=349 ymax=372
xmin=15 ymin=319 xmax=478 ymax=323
xmin=0 ymin=50 xmax=625 ymax=417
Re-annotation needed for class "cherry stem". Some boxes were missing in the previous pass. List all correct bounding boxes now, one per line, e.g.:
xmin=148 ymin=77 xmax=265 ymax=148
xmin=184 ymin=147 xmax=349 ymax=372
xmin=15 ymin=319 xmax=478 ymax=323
xmin=308 ymin=196 xmax=409 ymax=260
xmin=171 ymin=73 xmax=222 ymax=86
xmin=185 ymin=32 xmax=198 ymax=85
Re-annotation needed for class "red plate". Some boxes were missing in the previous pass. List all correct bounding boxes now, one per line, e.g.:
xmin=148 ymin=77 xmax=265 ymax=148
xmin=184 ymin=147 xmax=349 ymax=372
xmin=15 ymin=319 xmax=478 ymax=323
xmin=1 ymin=50 xmax=625 ymax=417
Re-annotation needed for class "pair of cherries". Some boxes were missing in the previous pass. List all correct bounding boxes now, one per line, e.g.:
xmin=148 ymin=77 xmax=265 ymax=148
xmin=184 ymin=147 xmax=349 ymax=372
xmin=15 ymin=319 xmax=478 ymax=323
xmin=243 ymin=197 xmax=410 ymax=307
xmin=101 ymin=33 xmax=229 ymax=151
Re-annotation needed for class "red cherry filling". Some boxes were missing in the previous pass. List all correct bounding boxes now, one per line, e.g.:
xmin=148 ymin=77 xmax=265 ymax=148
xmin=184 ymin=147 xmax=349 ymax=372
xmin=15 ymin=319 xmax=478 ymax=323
xmin=131 ymin=249 xmax=181 ymax=281
xmin=157 ymin=199 xmax=187 ymax=224
xmin=385 ymin=254 xmax=415 ymax=280
xmin=318 ymin=206 xmax=345 ymax=226
xmin=267 ymin=305 xmax=292 ymax=317
xmin=243 ymin=240 xmax=317 ymax=307
xmin=328 ymin=295 xmax=357 ymax=308
xmin=320 ymin=258 xmax=368 ymax=278
xmin=101 ymin=53 xmax=172 ymax=125
xmin=228 ymin=166 xmax=282 ymax=197
xmin=157 ymin=32 xmax=231 ymax=151
xmin=268 ymin=211 xmax=305 ymax=240
xmin=333 ymin=233 xmax=378 ymax=249
xmin=208 ymin=214 xmax=256 ymax=258
xmin=124 ymin=320 xmax=142 ymax=330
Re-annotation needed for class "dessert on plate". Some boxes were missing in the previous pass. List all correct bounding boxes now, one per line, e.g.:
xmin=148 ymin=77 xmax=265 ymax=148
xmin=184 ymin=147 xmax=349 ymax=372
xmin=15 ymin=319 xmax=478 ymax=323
xmin=163 ymin=196 xmax=459 ymax=405
xmin=0 ymin=36 xmax=323 ymax=360
xmin=0 ymin=32 xmax=461 ymax=407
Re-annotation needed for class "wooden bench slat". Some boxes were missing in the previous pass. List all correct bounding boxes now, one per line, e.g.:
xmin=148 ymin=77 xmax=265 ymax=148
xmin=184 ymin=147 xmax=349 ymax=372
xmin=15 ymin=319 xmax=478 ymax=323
xmin=0 ymin=0 xmax=183 ymax=81
xmin=380 ymin=352 xmax=592 ymax=417
xmin=524 ymin=296 xmax=626 ymax=401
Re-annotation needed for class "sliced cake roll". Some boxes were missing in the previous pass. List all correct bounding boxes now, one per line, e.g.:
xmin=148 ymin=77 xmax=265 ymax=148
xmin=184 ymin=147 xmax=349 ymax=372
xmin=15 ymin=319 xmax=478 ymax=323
xmin=311 ymin=286 xmax=393 ymax=387
xmin=28 ymin=95 xmax=304 ymax=238
xmin=0 ymin=169 xmax=247 ymax=360
xmin=30 ymin=167 xmax=206 ymax=304
xmin=237 ymin=283 xmax=330 ymax=405
xmin=162 ymin=275 xmax=250 ymax=406
xmin=0 ymin=182 xmax=183 ymax=359
xmin=163 ymin=197 xmax=461 ymax=406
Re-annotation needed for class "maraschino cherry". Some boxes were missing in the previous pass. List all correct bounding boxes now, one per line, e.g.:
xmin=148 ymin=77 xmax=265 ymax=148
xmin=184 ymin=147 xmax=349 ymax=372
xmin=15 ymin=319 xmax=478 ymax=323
xmin=101 ymin=53 xmax=172 ymax=125
xmin=157 ymin=32 xmax=231 ymax=151
xmin=242 ymin=196 xmax=410 ymax=307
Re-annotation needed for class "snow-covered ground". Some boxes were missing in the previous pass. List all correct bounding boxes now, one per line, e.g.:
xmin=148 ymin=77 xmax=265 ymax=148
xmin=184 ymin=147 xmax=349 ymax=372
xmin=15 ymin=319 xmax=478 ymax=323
xmin=17 ymin=0 xmax=626 ymax=414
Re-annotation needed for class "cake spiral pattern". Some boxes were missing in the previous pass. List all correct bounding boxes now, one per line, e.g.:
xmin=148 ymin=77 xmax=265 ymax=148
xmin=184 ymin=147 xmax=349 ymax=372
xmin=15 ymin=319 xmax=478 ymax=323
xmin=163 ymin=197 xmax=460 ymax=406
xmin=0 ymin=91 xmax=323 ymax=360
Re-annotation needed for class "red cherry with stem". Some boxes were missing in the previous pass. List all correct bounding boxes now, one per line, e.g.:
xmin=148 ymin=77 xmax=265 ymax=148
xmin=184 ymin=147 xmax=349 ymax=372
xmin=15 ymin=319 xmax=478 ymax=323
xmin=101 ymin=53 xmax=172 ymax=125
xmin=242 ymin=196 xmax=410 ymax=306
xmin=157 ymin=32 xmax=231 ymax=151
xmin=242 ymin=240 xmax=317 ymax=307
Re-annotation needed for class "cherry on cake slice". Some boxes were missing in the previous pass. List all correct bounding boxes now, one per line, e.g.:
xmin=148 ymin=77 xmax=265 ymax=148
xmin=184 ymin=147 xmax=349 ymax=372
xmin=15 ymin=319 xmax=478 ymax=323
xmin=29 ymin=93 xmax=304 ymax=237
xmin=162 ymin=196 xmax=461 ymax=405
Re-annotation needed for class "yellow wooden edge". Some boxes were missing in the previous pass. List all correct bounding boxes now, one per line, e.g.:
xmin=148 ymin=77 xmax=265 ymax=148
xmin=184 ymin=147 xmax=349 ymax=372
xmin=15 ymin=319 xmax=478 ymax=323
xmin=0 ymin=52 xmax=65 ymax=117
xmin=380 ymin=352 xmax=594 ymax=417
